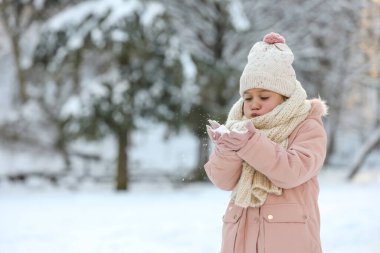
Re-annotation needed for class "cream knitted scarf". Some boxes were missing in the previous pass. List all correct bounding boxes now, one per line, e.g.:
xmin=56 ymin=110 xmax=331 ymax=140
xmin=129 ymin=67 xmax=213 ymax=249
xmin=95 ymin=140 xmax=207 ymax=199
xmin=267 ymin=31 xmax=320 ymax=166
xmin=225 ymin=81 xmax=311 ymax=208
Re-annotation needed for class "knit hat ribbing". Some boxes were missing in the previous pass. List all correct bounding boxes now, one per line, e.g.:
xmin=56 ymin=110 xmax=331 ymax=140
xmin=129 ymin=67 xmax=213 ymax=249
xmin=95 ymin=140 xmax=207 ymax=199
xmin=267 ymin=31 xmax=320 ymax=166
xmin=239 ymin=32 xmax=297 ymax=97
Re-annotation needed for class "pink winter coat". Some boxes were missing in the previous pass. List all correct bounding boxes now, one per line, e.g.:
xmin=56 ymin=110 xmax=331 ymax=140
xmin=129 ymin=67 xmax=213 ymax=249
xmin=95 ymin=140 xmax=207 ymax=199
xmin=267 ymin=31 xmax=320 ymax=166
xmin=204 ymin=99 xmax=328 ymax=253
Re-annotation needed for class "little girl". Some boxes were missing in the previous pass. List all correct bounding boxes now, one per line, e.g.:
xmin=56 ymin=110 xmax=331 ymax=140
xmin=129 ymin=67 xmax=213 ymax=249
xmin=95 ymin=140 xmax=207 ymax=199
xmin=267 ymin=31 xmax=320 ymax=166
xmin=205 ymin=32 xmax=327 ymax=253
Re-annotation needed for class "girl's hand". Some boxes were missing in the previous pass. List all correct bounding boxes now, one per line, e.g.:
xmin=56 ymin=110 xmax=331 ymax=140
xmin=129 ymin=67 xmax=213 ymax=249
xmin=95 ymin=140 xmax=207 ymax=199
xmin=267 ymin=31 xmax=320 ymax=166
xmin=206 ymin=125 xmax=221 ymax=144
xmin=206 ymin=120 xmax=222 ymax=144
xmin=208 ymin=120 xmax=221 ymax=129
xmin=218 ymin=122 xmax=255 ymax=151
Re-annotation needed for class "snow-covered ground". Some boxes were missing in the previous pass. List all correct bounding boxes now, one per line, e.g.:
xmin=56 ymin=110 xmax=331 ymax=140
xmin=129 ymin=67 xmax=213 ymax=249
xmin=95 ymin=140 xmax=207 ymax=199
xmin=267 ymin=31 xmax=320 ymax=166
xmin=1 ymin=171 xmax=380 ymax=253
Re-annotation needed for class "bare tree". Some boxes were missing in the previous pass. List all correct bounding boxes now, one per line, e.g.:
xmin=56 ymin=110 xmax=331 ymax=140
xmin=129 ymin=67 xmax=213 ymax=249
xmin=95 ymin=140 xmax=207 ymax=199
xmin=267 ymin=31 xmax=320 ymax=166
xmin=0 ymin=0 xmax=80 ymax=105
xmin=166 ymin=0 xmax=249 ymax=181
xmin=347 ymin=0 xmax=380 ymax=179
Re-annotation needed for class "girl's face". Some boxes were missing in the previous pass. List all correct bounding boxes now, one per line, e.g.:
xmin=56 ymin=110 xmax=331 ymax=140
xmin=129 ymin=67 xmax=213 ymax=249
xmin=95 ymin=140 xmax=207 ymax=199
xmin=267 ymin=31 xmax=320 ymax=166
xmin=243 ymin=88 xmax=286 ymax=118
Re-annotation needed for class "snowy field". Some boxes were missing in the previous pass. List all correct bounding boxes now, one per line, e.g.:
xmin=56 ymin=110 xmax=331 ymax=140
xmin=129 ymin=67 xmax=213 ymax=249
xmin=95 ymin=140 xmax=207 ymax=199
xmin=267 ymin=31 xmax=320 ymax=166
xmin=1 ymin=171 xmax=380 ymax=253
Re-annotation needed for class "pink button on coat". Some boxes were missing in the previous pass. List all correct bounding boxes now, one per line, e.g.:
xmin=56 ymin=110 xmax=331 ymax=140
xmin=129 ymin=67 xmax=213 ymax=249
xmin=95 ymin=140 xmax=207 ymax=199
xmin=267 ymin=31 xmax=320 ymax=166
xmin=204 ymin=99 xmax=328 ymax=253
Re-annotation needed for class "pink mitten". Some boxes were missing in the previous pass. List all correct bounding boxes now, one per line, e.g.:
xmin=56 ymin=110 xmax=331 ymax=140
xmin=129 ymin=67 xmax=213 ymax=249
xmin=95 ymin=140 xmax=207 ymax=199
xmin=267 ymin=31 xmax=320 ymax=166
xmin=206 ymin=119 xmax=223 ymax=144
xmin=208 ymin=120 xmax=221 ymax=129
xmin=206 ymin=120 xmax=233 ymax=154
xmin=217 ymin=121 xmax=255 ymax=151
xmin=206 ymin=125 xmax=221 ymax=144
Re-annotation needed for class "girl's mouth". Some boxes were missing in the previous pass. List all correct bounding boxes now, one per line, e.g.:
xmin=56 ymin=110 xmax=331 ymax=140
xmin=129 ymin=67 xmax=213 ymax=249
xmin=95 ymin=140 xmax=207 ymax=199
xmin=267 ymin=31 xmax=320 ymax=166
xmin=251 ymin=113 xmax=260 ymax=118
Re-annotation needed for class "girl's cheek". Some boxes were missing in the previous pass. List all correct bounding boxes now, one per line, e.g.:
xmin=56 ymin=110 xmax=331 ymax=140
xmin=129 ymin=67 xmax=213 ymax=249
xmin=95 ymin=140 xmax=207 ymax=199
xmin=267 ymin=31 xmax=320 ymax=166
xmin=244 ymin=102 xmax=250 ymax=110
xmin=243 ymin=104 xmax=250 ymax=117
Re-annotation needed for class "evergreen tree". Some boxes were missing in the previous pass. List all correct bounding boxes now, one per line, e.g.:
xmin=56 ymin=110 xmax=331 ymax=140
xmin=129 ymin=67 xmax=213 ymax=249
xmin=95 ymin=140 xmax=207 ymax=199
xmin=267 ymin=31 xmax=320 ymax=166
xmin=33 ymin=0 xmax=184 ymax=190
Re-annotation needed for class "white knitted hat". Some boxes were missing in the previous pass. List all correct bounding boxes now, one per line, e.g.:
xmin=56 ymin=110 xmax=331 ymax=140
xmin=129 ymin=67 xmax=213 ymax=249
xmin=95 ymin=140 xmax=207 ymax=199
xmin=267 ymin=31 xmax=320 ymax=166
xmin=239 ymin=32 xmax=297 ymax=97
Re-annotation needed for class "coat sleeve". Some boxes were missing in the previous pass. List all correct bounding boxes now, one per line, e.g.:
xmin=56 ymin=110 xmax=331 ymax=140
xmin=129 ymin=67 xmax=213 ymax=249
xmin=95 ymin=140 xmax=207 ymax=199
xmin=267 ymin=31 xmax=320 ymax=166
xmin=204 ymin=148 xmax=243 ymax=191
xmin=236 ymin=118 xmax=327 ymax=189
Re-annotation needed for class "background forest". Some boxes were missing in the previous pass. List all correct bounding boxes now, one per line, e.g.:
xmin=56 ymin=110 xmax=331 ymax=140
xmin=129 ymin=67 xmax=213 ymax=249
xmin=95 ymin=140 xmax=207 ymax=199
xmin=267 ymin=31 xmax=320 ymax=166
xmin=1 ymin=0 xmax=380 ymax=191
xmin=1 ymin=1 xmax=380 ymax=253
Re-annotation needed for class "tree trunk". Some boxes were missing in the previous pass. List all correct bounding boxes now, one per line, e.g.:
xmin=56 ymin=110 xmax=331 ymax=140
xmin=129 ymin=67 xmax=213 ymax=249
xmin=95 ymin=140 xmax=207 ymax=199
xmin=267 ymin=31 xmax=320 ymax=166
xmin=324 ymin=97 xmax=343 ymax=165
xmin=347 ymin=127 xmax=380 ymax=180
xmin=325 ymin=116 xmax=339 ymax=165
xmin=9 ymin=32 xmax=28 ymax=104
xmin=377 ymin=86 xmax=380 ymax=126
xmin=188 ymin=133 xmax=209 ymax=182
xmin=116 ymin=130 xmax=129 ymax=191
xmin=72 ymin=50 xmax=82 ymax=94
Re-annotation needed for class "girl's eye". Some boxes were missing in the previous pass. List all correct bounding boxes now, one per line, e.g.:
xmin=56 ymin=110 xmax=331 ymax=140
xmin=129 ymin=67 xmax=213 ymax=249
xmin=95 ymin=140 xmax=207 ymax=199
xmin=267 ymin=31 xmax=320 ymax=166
xmin=260 ymin=97 xmax=269 ymax=100
xmin=244 ymin=97 xmax=252 ymax=101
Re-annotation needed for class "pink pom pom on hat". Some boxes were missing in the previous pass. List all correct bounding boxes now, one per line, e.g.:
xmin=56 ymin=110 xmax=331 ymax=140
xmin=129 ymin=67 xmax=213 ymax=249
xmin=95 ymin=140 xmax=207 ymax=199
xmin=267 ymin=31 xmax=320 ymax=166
xmin=263 ymin=32 xmax=286 ymax=44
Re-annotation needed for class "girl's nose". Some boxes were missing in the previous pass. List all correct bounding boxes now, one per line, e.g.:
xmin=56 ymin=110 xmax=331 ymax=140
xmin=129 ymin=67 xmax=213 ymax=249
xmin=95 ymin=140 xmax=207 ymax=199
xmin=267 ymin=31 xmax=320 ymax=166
xmin=251 ymin=100 xmax=260 ymax=110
